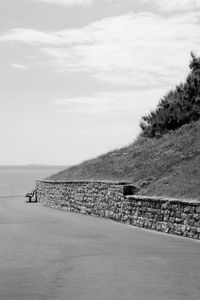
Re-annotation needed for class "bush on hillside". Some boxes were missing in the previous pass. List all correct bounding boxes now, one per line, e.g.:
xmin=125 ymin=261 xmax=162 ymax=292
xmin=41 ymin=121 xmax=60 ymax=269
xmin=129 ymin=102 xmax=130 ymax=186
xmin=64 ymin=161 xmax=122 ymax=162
xmin=140 ymin=52 xmax=200 ymax=138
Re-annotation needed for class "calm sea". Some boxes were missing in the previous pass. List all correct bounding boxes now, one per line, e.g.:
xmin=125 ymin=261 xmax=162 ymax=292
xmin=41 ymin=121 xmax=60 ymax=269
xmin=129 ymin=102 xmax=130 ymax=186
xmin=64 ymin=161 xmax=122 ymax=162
xmin=0 ymin=166 xmax=65 ymax=197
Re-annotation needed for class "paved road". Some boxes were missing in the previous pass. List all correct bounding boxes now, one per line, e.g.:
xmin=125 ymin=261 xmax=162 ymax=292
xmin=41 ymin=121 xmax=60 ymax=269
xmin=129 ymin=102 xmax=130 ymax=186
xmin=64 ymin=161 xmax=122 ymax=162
xmin=0 ymin=197 xmax=200 ymax=300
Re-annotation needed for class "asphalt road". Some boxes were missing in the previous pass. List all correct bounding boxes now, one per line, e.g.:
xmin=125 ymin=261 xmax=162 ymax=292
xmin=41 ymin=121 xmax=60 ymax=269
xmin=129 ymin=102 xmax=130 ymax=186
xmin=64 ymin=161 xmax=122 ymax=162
xmin=0 ymin=196 xmax=200 ymax=300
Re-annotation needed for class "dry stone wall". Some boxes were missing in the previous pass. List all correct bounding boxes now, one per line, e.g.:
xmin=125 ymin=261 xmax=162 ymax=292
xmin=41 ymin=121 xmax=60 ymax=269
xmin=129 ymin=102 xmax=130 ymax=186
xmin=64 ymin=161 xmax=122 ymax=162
xmin=36 ymin=180 xmax=131 ymax=221
xmin=36 ymin=180 xmax=200 ymax=240
xmin=127 ymin=195 xmax=200 ymax=240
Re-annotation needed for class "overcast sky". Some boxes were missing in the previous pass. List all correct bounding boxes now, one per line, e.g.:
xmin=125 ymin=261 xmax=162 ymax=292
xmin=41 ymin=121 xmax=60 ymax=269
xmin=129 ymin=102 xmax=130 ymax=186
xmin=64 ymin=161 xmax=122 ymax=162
xmin=0 ymin=0 xmax=199 ymax=165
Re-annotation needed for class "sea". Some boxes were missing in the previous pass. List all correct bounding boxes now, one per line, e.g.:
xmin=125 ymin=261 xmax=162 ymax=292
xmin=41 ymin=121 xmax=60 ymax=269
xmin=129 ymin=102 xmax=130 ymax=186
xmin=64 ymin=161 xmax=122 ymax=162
xmin=0 ymin=166 xmax=66 ymax=198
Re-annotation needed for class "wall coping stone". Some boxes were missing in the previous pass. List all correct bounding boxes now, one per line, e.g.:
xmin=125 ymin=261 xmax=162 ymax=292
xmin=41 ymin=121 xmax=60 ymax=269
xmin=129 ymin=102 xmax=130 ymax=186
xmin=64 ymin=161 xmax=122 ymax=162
xmin=37 ymin=180 xmax=132 ymax=185
xmin=127 ymin=195 xmax=200 ymax=205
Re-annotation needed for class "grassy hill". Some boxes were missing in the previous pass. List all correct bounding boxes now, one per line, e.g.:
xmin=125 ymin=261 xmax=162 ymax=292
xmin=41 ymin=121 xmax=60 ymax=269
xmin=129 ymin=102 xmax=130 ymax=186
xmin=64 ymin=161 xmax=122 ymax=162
xmin=48 ymin=120 xmax=200 ymax=200
xmin=48 ymin=54 xmax=200 ymax=200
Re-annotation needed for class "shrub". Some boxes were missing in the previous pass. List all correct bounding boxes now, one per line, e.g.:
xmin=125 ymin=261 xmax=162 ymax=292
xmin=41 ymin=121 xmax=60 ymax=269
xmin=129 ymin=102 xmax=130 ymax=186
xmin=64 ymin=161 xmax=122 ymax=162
xmin=140 ymin=52 xmax=200 ymax=138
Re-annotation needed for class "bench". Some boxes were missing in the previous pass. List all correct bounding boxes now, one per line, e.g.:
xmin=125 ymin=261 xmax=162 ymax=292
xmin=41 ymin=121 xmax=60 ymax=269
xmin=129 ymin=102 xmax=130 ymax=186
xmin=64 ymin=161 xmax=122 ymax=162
xmin=25 ymin=189 xmax=37 ymax=203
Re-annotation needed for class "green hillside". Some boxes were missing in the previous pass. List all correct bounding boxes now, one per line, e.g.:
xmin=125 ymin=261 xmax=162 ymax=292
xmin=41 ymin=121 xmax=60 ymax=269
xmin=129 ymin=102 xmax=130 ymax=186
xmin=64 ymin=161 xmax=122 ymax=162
xmin=48 ymin=53 xmax=200 ymax=200
xmin=48 ymin=120 xmax=200 ymax=199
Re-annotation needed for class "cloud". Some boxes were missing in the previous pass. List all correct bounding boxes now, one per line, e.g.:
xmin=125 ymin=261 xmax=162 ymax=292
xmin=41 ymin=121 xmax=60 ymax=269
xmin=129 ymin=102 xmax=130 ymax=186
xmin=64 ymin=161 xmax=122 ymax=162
xmin=10 ymin=63 xmax=27 ymax=70
xmin=53 ymin=88 xmax=164 ymax=118
xmin=0 ymin=28 xmax=65 ymax=45
xmin=34 ymin=0 xmax=92 ymax=7
xmin=33 ymin=0 xmax=200 ymax=11
xmin=41 ymin=12 xmax=200 ymax=87
xmin=111 ymin=0 xmax=200 ymax=13
xmin=143 ymin=0 xmax=200 ymax=12
xmin=1 ymin=12 xmax=200 ymax=87
xmin=55 ymin=96 xmax=116 ymax=115
xmin=0 ymin=27 xmax=93 ymax=45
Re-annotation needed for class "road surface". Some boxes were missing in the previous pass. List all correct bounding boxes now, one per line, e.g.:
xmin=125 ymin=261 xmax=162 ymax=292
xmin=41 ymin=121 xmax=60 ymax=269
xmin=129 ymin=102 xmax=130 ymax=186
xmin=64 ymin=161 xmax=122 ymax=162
xmin=0 ymin=196 xmax=199 ymax=300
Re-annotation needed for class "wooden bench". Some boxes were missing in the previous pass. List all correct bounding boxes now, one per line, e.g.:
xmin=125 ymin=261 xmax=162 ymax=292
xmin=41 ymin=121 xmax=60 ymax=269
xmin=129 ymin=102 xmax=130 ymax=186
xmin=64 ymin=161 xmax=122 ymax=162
xmin=25 ymin=189 xmax=37 ymax=203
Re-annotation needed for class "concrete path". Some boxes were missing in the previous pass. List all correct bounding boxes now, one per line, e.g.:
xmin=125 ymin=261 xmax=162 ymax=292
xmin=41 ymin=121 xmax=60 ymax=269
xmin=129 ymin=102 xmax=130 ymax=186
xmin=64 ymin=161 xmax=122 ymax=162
xmin=0 ymin=197 xmax=200 ymax=300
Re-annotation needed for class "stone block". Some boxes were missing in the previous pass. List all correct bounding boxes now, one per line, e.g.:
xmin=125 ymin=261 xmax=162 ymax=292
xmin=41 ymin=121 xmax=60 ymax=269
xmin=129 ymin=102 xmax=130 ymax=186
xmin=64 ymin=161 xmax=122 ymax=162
xmin=122 ymin=185 xmax=139 ymax=196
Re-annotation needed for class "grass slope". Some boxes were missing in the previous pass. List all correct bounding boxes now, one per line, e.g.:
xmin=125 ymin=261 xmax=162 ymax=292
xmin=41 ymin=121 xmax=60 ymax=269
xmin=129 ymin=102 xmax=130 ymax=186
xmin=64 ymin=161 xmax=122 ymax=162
xmin=48 ymin=120 xmax=200 ymax=199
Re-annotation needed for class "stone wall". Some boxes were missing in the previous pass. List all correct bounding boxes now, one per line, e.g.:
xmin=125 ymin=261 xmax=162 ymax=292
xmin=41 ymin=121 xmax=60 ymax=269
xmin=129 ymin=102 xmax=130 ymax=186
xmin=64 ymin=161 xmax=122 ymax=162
xmin=36 ymin=180 xmax=200 ymax=240
xmin=127 ymin=195 xmax=200 ymax=240
xmin=36 ymin=180 xmax=132 ymax=222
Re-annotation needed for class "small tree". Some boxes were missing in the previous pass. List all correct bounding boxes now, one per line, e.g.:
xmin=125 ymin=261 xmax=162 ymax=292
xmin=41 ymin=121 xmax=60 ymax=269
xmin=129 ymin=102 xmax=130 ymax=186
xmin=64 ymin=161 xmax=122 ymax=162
xmin=140 ymin=52 xmax=200 ymax=138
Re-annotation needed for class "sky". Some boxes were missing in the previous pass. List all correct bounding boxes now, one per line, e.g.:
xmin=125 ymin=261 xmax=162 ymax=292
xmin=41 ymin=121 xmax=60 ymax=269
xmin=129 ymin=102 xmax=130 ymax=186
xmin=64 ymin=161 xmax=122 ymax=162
xmin=0 ymin=0 xmax=199 ymax=165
